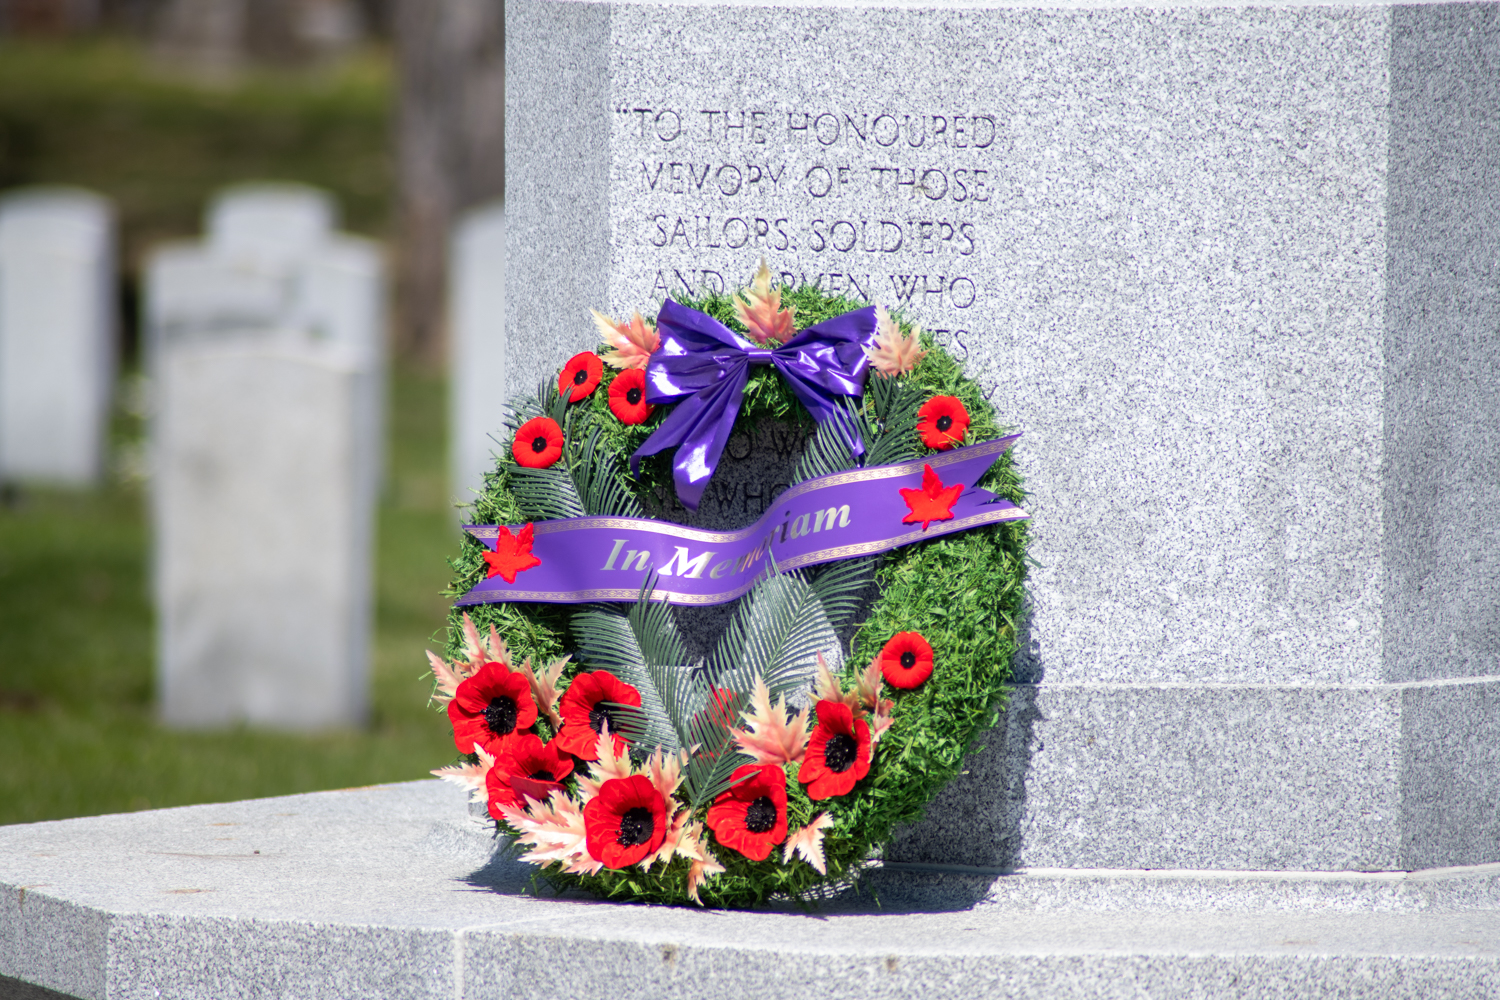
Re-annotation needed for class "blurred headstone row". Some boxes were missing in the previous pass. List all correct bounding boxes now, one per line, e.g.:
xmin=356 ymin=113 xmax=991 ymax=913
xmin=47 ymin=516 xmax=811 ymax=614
xmin=0 ymin=182 xmax=506 ymax=731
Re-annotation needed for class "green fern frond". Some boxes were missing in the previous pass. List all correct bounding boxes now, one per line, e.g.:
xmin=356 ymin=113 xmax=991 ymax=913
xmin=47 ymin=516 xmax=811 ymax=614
xmin=865 ymin=369 xmax=900 ymax=422
xmin=683 ymin=740 xmax=753 ymax=808
xmin=746 ymin=572 xmax=842 ymax=695
xmin=503 ymin=377 xmax=557 ymax=434
xmin=806 ymin=555 xmax=877 ymax=631
xmin=702 ymin=560 xmax=830 ymax=702
xmin=571 ymin=604 xmax=645 ymax=674
xmin=626 ymin=581 xmax=687 ymax=666
xmin=677 ymin=684 xmax=752 ymax=806
xmin=574 ymin=579 xmax=698 ymax=756
xmin=791 ymin=401 xmax=861 ymax=483
xmin=508 ymin=465 xmax=585 ymax=521
xmin=572 ymin=607 xmax=672 ymax=736
xmin=864 ymin=376 xmax=924 ymax=468
xmin=504 ymin=409 xmax=648 ymax=522
xmin=577 ymin=582 xmax=760 ymax=807
xmin=572 ymin=426 xmax=646 ymax=518
xmin=545 ymin=376 xmax=569 ymax=425
xmin=611 ymin=700 xmax=681 ymax=754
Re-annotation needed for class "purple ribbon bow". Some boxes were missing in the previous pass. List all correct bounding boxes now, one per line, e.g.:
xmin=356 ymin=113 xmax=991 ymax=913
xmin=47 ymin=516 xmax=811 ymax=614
xmin=630 ymin=299 xmax=878 ymax=511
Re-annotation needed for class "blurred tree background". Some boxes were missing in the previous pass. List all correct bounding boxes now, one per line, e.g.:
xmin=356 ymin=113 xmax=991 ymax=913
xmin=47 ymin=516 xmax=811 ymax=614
xmin=0 ymin=40 xmax=393 ymax=358
xmin=0 ymin=0 xmax=498 ymax=823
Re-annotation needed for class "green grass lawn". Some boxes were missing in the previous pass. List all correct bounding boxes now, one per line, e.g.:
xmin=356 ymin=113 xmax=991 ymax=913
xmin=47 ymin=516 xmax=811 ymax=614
xmin=0 ymin=366 xmax=461 ymax=825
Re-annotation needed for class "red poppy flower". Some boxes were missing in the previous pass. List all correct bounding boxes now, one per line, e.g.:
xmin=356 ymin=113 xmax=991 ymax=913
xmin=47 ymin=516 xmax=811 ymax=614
xmin=558 ymin=352 xmax=604 ymax=402
xmin=485 ymin=733 xmax=576 ymax=817
xmin=482 ymin=522 xmax=541 ymax=583
xmin=583 ymin=774 xmax=668 ymax=868
xmin=556 ymin=670 xmax=643 ymax=760
xmin=707 ymin=763 xmax=788 ymax=861
xmin=448 ymin=661 xmax=539 ymax=755
xmin=798 ymin=700 xmax=871 ymax=800
xmin=607 ymin=368 xmax=653 ymax=424
xmin=916 ymin=395 xmax=970 ymax=450
xmin=878 ymin=631 xmax=934 ymax=689
xmin=513 ymin=416 xmax=564 ymax=469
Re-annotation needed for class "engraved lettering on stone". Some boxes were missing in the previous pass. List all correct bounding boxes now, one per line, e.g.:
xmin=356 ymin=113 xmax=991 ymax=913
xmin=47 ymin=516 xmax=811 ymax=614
xmin=625 ymin=103 xmax=997 ymax=322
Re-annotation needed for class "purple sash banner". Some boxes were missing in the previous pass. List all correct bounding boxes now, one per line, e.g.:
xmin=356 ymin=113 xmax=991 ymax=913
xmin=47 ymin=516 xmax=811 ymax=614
xmin=457 ymin=434 xmax=1025 ymax=608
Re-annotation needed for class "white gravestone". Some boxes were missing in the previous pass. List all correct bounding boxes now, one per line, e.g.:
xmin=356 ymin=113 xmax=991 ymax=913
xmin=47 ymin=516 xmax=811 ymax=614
xmin=145 ymin=183 xmax=385 ymax=729
xmin=145 ymin=184 xmax=381 ymax=364
xmin=449 ymin=202 xmax=507 ymax=508
xmin=155 ymin=341 xmax=372 ymax=729
xmin=505 ymin=0 xmax=1500 ymax=872
xmin=207 ymin=183 xmax=336 ymax=261
xmin=0 ymin=187 xmax=116 ymax=486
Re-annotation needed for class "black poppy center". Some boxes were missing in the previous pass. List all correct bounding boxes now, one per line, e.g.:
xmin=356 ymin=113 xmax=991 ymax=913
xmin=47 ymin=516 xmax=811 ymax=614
xmin=573 ymin=367 xmax=589 ymax=385
xmin=936 ymin=414 xmax=953 ymax=432
xmin=616 ymin=806 xmax=654 ymax=846
xmin=529 ymin=769 xmax=555 ymax=783
xmin=824 ymin=733 xmax=858 ymax=773
xmin=484 ymin=696 xmax=518 ymax=736
xmin=744 ymin=796 xmax=777 ymax=834
xmin=588 ymin=702 xmax=615 ymax=735
xmin=625 ymin=386 xmax=642 ymax=405
xmin=900 ymin=650 xmax=917 ymax=669
xmin=530 ymin=435 xmax=548 ymax=453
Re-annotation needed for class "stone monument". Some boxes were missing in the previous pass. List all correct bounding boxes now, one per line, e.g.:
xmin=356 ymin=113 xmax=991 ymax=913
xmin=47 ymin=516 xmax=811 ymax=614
xmin=0 ymin=187 xmax=117 ymax=487
xmin=144 ymin=182 xmax=385 ymax=729
xmin=503 ymin=0 xmax=1500 ymax=872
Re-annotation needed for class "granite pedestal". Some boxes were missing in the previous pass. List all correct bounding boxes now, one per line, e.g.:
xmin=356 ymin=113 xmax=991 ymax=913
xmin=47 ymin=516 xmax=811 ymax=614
xmin=503 ymin=0 xmax=1500 ymax=872
xmin=4 ymin=782 xmax=1500 ymax=1000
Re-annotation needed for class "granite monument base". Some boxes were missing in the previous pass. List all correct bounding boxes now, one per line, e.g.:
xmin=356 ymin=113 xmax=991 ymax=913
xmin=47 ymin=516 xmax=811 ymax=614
xmin=891 ymin=678 xmax=1500 ymax=873
xmin=3 ymin=782 xmax=1499 ymax=1000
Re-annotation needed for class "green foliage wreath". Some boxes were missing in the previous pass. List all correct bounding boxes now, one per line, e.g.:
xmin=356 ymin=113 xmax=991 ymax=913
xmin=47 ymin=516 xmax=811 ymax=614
xmin=429 ymin=277 xmax=1028 ymax=908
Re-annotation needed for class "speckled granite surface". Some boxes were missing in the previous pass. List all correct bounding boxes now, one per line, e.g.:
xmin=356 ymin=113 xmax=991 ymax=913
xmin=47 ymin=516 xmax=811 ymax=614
xmin=503 ymin=0 xmax=1500 ymax=871
xmin=886 ymin=678 xmax=1500 ymax=871
xmin=4 ymin=782 xmax=1500 ymax=1000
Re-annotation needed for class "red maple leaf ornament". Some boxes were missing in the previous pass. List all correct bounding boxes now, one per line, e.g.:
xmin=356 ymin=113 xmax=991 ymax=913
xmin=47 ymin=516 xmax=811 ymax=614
xmin=484 ymin=523 xmax=542 ymax=583
xmin=899 ymin=464 xmax=963 ymax=531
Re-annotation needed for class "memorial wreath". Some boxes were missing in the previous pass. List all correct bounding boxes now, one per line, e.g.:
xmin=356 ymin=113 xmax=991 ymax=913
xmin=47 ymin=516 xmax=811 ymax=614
xmin=426 ymin=263 xmax=1030 ymax=908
